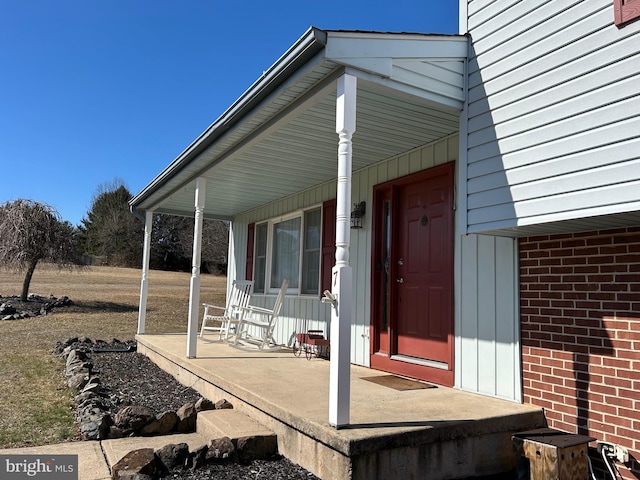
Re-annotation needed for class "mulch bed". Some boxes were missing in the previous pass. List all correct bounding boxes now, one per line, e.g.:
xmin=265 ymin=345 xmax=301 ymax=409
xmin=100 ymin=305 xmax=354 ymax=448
xmin=71 ymin=341 xmax=319 ymax=479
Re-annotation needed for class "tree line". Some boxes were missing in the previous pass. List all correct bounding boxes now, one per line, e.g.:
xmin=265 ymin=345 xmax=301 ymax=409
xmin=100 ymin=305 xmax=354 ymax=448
xmin=0 ymin=180 xmax=229 ymax=300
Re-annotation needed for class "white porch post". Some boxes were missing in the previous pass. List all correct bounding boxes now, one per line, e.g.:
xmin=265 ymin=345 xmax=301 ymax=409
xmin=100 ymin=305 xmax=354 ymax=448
xmin=186 ymin=177 xmax=206 ymax=358
xmin=137 ymin=210 xmax=153 ymax=335
xmin=329 ymin=73 xmax=356 ymax=428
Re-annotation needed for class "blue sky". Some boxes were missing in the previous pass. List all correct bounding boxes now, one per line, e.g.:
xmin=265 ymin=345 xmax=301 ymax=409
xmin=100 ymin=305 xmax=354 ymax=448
xmin=0 ymin=1 xmax=458 ymax=226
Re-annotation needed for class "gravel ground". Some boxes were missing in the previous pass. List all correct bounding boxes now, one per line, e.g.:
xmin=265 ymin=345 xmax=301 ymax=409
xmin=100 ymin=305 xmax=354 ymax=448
xmin=87 ymin=345 xmax=320 ymax=480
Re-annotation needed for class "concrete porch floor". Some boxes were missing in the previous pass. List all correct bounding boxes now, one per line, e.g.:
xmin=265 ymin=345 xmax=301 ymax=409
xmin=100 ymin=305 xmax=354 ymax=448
xmin=136 ymin=334 xmax=546 ymax=480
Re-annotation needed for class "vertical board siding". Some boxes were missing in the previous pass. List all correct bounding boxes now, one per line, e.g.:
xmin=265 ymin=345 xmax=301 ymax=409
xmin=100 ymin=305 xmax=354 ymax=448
xmin=455 ymin=233 xmax=521 ymax=401
xmin=231 ymin=136 xmax=462 ymax=368
xmin=230 ymin=132 xmax=520 ymax=401
xmin=457 ymin=233 xmax=479 ymax=392
xmin=465 ymin=0 xmax=640 ymax=233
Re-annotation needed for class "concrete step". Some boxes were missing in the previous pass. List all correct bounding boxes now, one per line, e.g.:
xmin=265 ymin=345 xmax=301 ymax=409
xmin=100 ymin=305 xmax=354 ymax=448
xmin=101 ymin=410 xmax=277 ymax=472
xmin=196 ymin=409 xmax=275 ymax=442
xmin=101 ymin=432 xmax=209 ymax=469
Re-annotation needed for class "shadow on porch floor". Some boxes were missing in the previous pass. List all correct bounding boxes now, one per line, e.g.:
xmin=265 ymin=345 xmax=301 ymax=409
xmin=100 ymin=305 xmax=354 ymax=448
xmin=136 ymin=334 xmax=546 ymax=480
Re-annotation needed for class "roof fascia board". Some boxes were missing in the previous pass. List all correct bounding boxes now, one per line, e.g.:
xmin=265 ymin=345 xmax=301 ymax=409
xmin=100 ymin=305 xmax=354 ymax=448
xmin=325 ymin=32 xmax=468 ymax=62
xmin=130 ymin=27 xmax=328 ymax=212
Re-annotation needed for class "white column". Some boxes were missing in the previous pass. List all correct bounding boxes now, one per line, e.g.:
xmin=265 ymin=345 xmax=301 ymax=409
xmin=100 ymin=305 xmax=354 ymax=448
xmin=329 ymin=73 xmax=356 ymax=428
xmin=186 ymin=178 xmax=206 ymax=358
xmin=137 ymin=210 xmax=153 ymax=335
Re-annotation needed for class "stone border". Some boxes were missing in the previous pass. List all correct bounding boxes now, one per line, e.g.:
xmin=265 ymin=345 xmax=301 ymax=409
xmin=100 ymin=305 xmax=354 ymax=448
xmin=56 ymin=337 xmax=233 ymax=440
xmin=1 ymin=294 xmax=72 ymax=320
xmin=112 ymin=436 xmax=278 ymax=479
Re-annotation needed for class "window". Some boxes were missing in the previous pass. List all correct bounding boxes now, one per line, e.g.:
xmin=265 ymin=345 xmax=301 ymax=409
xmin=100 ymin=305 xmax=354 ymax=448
xmin=302 ymin=208 xmax=321 ymax=294
xmin=250 ymin=206 xmax=324 ymax=295
xmin=614 ymin=0 xmax=640 ymax=26
xmin=271 ymin=217 xmax=301 ymax=290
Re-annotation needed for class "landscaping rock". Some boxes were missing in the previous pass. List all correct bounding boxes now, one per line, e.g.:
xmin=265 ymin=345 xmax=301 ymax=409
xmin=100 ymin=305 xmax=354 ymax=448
xmin=195 ymin=397 xmax=215 ymax=412
xmin=0 ymin=303 xmax=16 ymax=315
xmin=56 ymin=338 xmax=318 ymax=479
xmin=207 ymin=436 xmax=237 ymax=462
xmin=111 ymin=448 xmax=156 ymax=479
xmin=188 ymin=445 xmax=209 ymax=471
xmin=235 ymin=435 xmax=278 ymax=463
xmin=140 ymin=411 xmax=179 ymax=436
xmin=66 ymin=349 xmax=88 ymax=369
xmin=67 ymin=372 xmax=90 ymax=391
xmin=214 ymin=399 xmax=233 ymax=410
xmin=175 ymin=402 xmax=197 ymax=432
xmin=114 ymin=405 xmax=156 ymax=435
xmin=80 ymin=413 xmax=112 ymax=440
xmin=155 ymin=443 xmax=189 ymax=471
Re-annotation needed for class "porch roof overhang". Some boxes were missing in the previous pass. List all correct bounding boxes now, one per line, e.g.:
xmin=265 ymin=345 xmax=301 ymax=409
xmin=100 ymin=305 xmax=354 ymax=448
xmin=129 ymin=27 xmax=468 ymax=220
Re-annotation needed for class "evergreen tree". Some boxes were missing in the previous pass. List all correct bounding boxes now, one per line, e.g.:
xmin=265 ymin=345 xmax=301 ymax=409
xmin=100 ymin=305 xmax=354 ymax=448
xmin=78 ymin=180 xmax=143 ymax=267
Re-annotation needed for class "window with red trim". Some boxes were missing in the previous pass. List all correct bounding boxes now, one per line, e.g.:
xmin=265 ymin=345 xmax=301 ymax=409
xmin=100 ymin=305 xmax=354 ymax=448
xmin=614 ymin=0 xmax=640 ymax=26
xmin=247 ymin=201 xmax=335 ymax=295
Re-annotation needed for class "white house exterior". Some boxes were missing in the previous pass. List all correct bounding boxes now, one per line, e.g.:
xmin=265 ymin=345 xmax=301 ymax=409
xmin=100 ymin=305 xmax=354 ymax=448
xmin=132 ymin=3 xmax=639 ymax=475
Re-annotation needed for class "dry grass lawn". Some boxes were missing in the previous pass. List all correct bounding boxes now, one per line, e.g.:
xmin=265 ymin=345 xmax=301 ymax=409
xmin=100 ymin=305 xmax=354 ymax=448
xmin=0 ymin=265 xmax=226 ymax=448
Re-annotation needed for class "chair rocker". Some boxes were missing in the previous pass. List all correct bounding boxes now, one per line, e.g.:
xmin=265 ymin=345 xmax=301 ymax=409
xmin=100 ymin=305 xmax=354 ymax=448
xmin=200 ymin=280 xmax=253 ymax=341
xmin=233 ymin=279 xmax=289 ymax=350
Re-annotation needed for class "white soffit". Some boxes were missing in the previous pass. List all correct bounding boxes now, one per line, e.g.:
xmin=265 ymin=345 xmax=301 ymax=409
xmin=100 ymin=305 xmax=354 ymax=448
xmin=130 ymin=28 xmax=467 ymax=220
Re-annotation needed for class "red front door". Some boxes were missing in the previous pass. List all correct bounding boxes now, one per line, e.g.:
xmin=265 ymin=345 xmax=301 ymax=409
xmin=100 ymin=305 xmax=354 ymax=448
xmin=371 ymin=163 xmax=454 ymax=386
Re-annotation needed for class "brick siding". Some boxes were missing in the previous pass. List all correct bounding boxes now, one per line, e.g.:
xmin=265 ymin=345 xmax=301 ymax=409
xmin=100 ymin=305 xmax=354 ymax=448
xmin=519 ymin=227 xmax=640 ymax=479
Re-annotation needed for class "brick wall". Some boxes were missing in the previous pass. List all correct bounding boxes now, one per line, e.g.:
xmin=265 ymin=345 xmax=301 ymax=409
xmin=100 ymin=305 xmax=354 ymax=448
xmin=519 ymin=227 xmax=640 ymax=479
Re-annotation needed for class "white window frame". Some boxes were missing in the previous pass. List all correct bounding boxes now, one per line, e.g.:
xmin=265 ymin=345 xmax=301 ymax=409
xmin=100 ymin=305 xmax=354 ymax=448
xmin=253 ymin=206 xmax=322 ymax=296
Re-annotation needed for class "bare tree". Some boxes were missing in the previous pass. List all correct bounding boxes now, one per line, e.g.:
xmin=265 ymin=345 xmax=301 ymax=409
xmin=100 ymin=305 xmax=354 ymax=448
xmin=151 ymin=214 xmax=229 ymax=272
xmin=0 ymin=199 xmax=81 ymax=301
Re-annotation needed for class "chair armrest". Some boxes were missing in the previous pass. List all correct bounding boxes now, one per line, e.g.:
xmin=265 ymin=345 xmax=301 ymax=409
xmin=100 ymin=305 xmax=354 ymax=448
xmin=237 ymin=306 xmax=272 ymax=327
xmin=237 ymin=318 xmax=271 ymax=328
xmin=239 ymin=305 xmax=273 ymax=315
xmin=202 ymin=304 xmax=226 ymax=311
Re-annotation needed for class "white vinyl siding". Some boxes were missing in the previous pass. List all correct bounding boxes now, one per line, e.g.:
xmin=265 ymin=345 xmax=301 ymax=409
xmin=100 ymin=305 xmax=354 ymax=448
xmin=463 ymin=0 xmax=640 ymax=235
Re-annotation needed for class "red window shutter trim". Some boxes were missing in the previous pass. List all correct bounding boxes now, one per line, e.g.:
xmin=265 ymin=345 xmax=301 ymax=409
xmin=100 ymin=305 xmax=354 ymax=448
xmin=614 ymin=0 xmax=640 ymax=26
xmin=246 ymin=223 xmax=255 ymax=281
xmin=321 ymin=199 xmax=336 ymax=296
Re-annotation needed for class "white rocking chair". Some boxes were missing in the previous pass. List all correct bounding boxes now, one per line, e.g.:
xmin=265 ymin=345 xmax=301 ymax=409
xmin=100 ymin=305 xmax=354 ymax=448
xmin=200 ymin=280 xmax=254 ymax=340
xmin=233 ymin=279 xmax=289 ymax=350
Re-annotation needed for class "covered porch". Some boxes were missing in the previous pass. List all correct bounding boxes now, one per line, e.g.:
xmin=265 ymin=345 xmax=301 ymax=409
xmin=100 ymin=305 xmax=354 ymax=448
xmin=136 ymin=333 xmax=545 ymax=479
xmin=130 ymin=27 xmax=482 ymax=431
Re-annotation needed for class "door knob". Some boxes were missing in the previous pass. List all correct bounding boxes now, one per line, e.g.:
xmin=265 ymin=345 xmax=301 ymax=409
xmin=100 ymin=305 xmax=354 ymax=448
xmin=396 ymin=278 xmax=404 ymax=283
